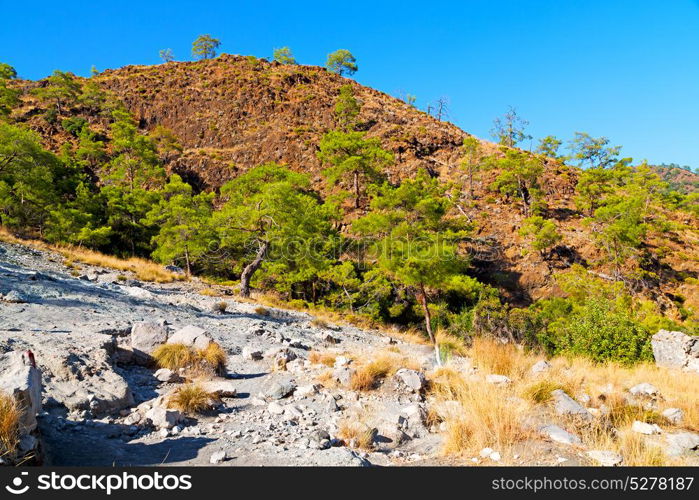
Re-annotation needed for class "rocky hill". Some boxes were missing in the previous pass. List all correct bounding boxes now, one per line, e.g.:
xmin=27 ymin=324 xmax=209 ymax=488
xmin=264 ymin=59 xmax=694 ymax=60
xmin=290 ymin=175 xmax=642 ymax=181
xmin=8 ymin=55 xmax=699 ymax=315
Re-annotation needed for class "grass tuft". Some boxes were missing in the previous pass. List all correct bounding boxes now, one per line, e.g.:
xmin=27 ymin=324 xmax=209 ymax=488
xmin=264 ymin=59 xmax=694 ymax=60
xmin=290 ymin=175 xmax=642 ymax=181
xmin=168 ymin=384 xmax=217 ymax=414
xmin=337 ymin=421 xmax=375 ymax=450
xmin=0 ymin=392 xmax=20 ymax=456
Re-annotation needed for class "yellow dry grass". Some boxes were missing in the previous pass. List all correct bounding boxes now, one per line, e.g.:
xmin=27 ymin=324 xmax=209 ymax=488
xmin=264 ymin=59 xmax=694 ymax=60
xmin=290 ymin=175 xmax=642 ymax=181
xmin=167 ymin=384 xmax=217 ymax=414
xmin=0 ymin=226 xmax=183 ymax=283
xmin=430 ymin=337 xmax=699 ymax=465
xmin=153 ymin=342 xmax=227 ymax=376
xmin=349 ymin=351 xmax=420 ymax=391
xmin=0 ymin=392 xmax=20 ymax=456
xmin=308 ymin=351 xmax=337 ymax=367
xmin=337 ymin=421 xmax=375 ymax=450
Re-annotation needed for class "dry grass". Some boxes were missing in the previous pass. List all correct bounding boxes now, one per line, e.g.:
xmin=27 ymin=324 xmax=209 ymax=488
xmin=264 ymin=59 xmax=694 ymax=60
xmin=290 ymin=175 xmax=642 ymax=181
xmin=199 ymin=288 xmax=223 ymax=297
xmin=435 ymin=331 xmax=469 ymax=359
xmin=167 ymin=384 xmax=217 ymax=414
xmin=153 ymin=342 xmax=227 ymax=376
xmin=212 ymin=301 xmax=228 ymax=313
xmin=469 ymin=337 xmax=529 ymax=379
xmin=254 ymin=306 xmax=270 ymax=316
xmin=348 ymin=352 xmax=419 ymax=391
xmin=522 ymin=380 xmax=573 ymax=404
xmin=315 ymin=369 xmax=337 ymax=388
xmin=152 ymin=343 xmax=196 ymax=371
xmin=196 ymin=343 xmax=227 ymax=375
xmin=0 ymin=226 xmax=183 ymax=283
xmin=0 ymin=392 xmax=20 ymax=456
xmin=337 ymin=421 xmax=375 ymax=450
xmin=308 ymin=351 xmax=336 ymax=367
xmin=429 ymin=366 xmax=531 ymax=456
xmin=310 ymin=317 xmax=329 ymax=329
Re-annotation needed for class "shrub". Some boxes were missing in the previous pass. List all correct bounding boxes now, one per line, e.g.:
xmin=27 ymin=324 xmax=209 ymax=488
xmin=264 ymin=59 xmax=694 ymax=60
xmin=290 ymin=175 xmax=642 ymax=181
xmin=308 ymin=351 xmax=336 ymax=367
xmin=254 ymin=306 xmax=270 ymax=316
xmin=212 ymin=301 xmax=228 ymax=313
xmin=168 ymin=384 xmax=216 ymax=414
xmin=196 ymin=343 xmax=227 ymax=375
xmin=554 ymin=300 xmax=653 ymax=364
xmin=522 ymin=380 xmax=571 ymax=404
xmin=337 ymin=421 xmax=374 ymax=450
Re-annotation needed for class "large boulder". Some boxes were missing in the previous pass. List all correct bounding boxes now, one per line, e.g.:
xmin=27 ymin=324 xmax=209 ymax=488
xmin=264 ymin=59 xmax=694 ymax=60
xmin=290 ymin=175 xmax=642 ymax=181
xmin=0 ymin=351 xmax=42 ymax=433
xmin=651 ymin=330 xmax=699 ymax=373
xmin=0 ymin=331 xmax=134 ymax=415
xmin=131 ymin=321 xmax=168 ymax=364
xmin=551 ymin=389 xmax=593 ymax=422
xmin=167 ymin=325 xmax=212 ymax=350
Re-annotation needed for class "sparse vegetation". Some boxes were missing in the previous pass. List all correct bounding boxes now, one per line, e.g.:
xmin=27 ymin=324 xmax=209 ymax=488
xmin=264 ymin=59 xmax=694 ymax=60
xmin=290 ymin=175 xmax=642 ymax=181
xmin=0 ymin=392 xmax=20 ymax=456
xmin=168 ymin=384 xmax=217 ymax=414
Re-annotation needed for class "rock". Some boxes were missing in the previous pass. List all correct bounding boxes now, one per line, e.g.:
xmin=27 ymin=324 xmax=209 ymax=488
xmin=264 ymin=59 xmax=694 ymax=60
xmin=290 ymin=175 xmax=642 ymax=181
xmin=295 ymin=384 xmax=319 ymax=398
xmin=18 ymin=434 xmax=38 ymax=454
xmin=267 ymin=401 xmax=285 ymax=415
xmin=628 ymin=382 xmax=661 ymax=398
xmin=334 ymin=356 xmax=351 ymax=368
xmin=0 ymin=351 xmax=42 ymax=433
xmin=154 ymin=368 xmax=180 ymax=383
xmin=539 ymin=424 xmax=581 ymax=445
xmin=631 ymin=420 xmax=662 ymax=435
xmin=317 ymin=332 xmax=340 ymax=344
xmin=551 ymin=389 xmax=592 ymax=421
xmin=200 ymin=379 xmax=237 ymax=398
xmin=145 ymin=407 xmax=183 ymax=429
xmin=242 ymin=346 xmax=263 ymax=361
xmin=333 ymin=367 xmax=355 ymax=386
xmin=307 ymin=447 xmax=370 ymax=467
xmin=2 ymin=290 xmax=28 ymax=303
xmin=486 ymin=374 xmax=511 ymax=385
xmin=165 ymin=265 xmax=184 ymax=274
xmin=651 ymin=330 xmax=699 ymax=373
xmin=586 ymin=450 xmax=623 ymax=466
xmin=167 ymin=325 xmax=213 ymax=350
xmin=272 ymin=348 xmax=297 ymax=369
xmin=122 ymin=286 xmax=154 ymax=300
xmin=662 ymin=407 xmax=684 ymax=425
xmin=394 ymin=368 xmax=426 ymax=393
xmin=479 ymin=447 xmax=494 ymax=458
xmin=664 ymin=432 xmax=699 ymax=457
xmin=131 ymin=321 xmax=168 ymax=363
xmin=264 ymin=379 xmax=296 ymax=400
xmin=209 ymin=450 xmax=227 ymax=464
xmin=530 ymin=360 xmax=551 ymax=374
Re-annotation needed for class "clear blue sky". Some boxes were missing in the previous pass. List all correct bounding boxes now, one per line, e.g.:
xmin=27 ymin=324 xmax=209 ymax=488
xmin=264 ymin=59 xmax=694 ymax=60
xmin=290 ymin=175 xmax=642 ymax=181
xmin=2 ymin=0 xmax=698 ymax=168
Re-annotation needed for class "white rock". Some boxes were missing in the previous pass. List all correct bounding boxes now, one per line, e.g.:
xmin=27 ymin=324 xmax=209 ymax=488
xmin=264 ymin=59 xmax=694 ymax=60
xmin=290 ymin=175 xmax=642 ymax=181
xmin=395 ymin=368 xmax=426 ymax=392
xmin=530 ymin=360 xmax=551 ymax=374
xmin=295 ymin=384 xmax=319 ymax=398
xmin=551 ymin=389 xmax=592 ymax=421
xmin=334 ymin=356 xmax=351 ymax=367
xmin=586 ymin=450 xmax=623 ymax=466
xmin=629 ymin=382 xmax=661 ymax=398
xmin=631 ymin=420 xmax=662 ymax=435
xmin=489 ymin=451 xmax=501 ymax=461
xmin=209 ymin=450 xmax=227 ymax=464
xmin=664 ymin=432 xmax=699 ymax=457
xmin=242 ymin=346 xmax=263 ymax=361
xmin=479 ymin=447 xmax=494 ymax=458
xmin=662 ymin=407 xmax=684 ymax=425
xmin=486 ymin=374 xmax=511 ymax=385
xmin=167 ymin=325 xmax=212 ymax=350
xmin=131 ymin=321 xmax=168 ymax=363
xmin=539 ymin=424 xmax=581 ymax=445
xmin=267 ymin=402 xmax=285 ymax=415
xmin=145 ymin=407 xmax=183 ymax=430
xmin=154 ymin=368 xmax=179 ymax=383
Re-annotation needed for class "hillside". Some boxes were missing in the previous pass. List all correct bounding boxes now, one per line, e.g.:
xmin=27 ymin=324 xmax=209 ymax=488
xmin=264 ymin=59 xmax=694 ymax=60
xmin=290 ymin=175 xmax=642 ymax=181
xmin=8 ymin=55 xmax=697 ymax=317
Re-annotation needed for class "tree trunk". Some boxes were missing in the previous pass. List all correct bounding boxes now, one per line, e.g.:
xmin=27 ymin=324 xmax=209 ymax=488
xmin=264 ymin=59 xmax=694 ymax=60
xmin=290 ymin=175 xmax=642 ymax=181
xmin=418 ymin=284 xmax=441 ymax=366
xmin=239 ymin=240 xmax=269 ymax=298
xmin=353 ymin=171 xmax=360 ymax=209
xmin=184 ymin=245 xmax=191 ymax=277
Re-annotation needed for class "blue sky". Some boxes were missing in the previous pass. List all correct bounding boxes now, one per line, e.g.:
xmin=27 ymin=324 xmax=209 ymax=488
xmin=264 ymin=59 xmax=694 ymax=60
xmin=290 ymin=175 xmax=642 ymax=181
xmin=2 ymin=0 xmax=698 ymax=168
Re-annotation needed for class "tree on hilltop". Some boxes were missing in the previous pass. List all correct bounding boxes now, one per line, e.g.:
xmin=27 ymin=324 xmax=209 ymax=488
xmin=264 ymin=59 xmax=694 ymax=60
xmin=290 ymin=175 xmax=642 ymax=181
xmin=192 ymin=35 xmax=221 ymax=60
xmin=326 ymin=49 xmax=358 ymax=76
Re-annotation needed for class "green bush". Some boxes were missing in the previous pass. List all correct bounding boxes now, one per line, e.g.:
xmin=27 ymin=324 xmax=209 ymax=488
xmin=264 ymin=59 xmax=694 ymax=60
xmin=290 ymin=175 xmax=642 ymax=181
xmin=553 ymin=299 xmax=653 ymax=364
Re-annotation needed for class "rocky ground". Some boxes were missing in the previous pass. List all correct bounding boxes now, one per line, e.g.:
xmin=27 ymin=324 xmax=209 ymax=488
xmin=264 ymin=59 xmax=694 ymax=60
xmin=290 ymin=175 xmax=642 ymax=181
xmin=0 ymin=240 xmax=697 ymax=467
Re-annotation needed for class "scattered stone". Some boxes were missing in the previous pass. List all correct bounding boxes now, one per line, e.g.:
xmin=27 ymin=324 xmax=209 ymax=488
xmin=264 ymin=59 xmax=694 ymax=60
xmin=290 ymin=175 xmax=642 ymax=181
xmin=317 ymin=332 xmax=340 ymax=344
xmin=486 ymin=374 xmax=511 ymax=385
xmin=154 ymin=368 xmax=180 ymax=383
xmin=268 ymin=402 xmax=285 ymax=415
xmin=295 ymin=384 xmax=319 ymax=398
xmin=145 ymin=407 xmax=183 ymax=429
xmin=122 ymin=286 xmax=154 ymax=300
xmin=662 ymin=408 xmax=684 ymax=425
xmin=664 ymin=432 xmax=699 ymax=457
xmin=200 ymin=379 xmax=237 ymax=398
xmin=551 ymin=389 xmax=592 ymax=421
xmin=394 ymin=368 xmax=426 ymax=393
xmin=586 ymin=450 xmax=623 ymax=466
xmin=209 ymin=450 xmax=227 ymax=464
xmin=167 ymin=325 xmax=212 ymax=350
xmin=530 ymin=360 xmax=551 ymax=374
xmin=539 ymin=424 xmax=581 ymax=445
xmin=242 ymin=346 xmax=263 ymax=361
xmin=334 ymin=356 xmax=351 ymax=368
xmin=264 ymin=379 xmax=296 ymax=400
xmin=628 ymin=382 xmax=661 ymax=398
xmin=631 ymin=420 xmax=662 ymax=435
xmin=333 ymin=367 xmax=355 ymax=386
xmin=131 ymin=321 xmax=168 ymax=363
